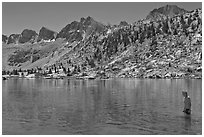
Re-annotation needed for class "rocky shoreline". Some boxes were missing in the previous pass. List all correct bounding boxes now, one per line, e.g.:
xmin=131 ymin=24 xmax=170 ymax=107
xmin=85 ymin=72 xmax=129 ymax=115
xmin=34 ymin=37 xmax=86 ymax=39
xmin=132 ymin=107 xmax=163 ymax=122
xmin=73 ymin=69 xmax=202 ymax=80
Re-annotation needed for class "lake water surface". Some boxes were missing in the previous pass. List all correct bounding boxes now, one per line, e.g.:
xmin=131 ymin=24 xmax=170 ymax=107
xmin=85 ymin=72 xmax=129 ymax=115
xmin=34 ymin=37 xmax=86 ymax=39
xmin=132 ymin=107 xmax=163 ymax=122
xmin=2 ymin=78 xmax=202 ymax=135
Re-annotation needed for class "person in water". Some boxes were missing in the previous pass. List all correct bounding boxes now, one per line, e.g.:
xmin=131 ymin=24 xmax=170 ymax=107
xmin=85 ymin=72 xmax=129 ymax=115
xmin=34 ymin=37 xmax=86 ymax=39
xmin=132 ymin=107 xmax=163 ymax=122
xmin=182 ymin=91 xmax=191 ymax=115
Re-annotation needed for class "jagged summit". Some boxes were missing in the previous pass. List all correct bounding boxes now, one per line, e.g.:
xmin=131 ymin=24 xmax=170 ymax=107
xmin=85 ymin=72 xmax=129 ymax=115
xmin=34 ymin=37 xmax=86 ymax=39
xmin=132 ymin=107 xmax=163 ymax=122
xmin=85 ymin=16 xmax=94 ymax=21
xmin=146 ymin=4 xmax=188 ymax=21
xmin=37 ymin=27 xmax=57 ymax=42
xmin=56 ymin=16 xmax=105 ymax=41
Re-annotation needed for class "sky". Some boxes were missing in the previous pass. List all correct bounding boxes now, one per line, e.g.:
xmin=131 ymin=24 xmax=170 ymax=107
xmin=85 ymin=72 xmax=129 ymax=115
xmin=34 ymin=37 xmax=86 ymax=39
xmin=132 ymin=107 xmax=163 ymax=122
xmin=2 ymin=2 xmax=202 ymax=36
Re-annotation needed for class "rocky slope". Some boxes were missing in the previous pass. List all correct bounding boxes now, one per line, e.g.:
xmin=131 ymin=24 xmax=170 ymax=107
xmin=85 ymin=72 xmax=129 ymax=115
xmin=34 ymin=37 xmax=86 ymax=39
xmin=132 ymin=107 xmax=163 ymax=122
xmin=2 ymin=5 xmax=202 ymax=79
xmin=56 ymin=16 xmax=105 ymax=41
xmin=37 ymin=27 xmax=57 ymax=42
xmin=3 ymin=28 xmax=56 ymax=45
xmin=146 ymin=5 xmax=187 ymax=21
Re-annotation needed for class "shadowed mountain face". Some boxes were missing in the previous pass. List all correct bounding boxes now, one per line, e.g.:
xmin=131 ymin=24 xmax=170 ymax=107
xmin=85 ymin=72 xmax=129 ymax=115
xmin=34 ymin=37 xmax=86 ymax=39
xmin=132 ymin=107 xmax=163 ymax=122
xmin=119 ymin=21 xmax=129 ymax=26
xmin=56 ymin=16 xmax=105 ymax=41
xmin=37 ymin=27 xmax=57 ymax=42
xmin=7 ymin=34 xmax=21 ymax=44
xmin=146 ymin=5 xmax=188 ymax=21
xmin=6 ymin=29 xmax=38 ymax=44
xmin=19 ymin=29 xmax=38 ymax=43
xmin=2 ymin=35 xmax=8 ymax=43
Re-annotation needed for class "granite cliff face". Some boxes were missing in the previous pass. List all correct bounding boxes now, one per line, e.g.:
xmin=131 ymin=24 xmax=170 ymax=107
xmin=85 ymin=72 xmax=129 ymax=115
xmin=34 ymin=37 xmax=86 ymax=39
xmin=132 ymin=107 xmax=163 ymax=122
xmin=2 ymin=5 xmax=202 ymax=79
xmin=37 ymin=27 xmax=57 ymax=42
xmin=19 ymin=29 xmax=38 ymax=43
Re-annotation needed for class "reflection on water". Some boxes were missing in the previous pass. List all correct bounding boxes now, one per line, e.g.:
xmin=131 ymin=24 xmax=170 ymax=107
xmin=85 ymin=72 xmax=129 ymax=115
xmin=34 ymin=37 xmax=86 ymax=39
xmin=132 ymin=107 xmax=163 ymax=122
xmin=2 ymin=78 xmax=202 ymax=135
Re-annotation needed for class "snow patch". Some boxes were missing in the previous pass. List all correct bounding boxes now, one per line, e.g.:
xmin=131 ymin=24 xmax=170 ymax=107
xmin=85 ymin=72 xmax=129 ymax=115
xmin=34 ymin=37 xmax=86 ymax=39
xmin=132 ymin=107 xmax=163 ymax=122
xmin=43 ymin=39 xmax=51 ymax=43
xmin=107 ymin=29 xmax=112 ymax=34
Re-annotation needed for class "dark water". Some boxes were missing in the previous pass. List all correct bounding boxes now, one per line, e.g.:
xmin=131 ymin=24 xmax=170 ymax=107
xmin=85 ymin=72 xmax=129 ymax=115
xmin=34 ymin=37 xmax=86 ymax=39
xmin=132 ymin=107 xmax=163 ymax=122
xmin=2 ymin=78 xmax=202 ymax=135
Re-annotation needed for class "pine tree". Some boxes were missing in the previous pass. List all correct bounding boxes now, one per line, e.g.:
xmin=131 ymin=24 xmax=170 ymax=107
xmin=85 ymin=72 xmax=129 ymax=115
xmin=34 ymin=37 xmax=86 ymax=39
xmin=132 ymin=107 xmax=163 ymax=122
xmin=48 ymin=69 xmax=52 ymax=74
xmin=162 ymin=19 xmax=169 ymax=34
xmin=173 ymin=28 xmax=178 ymax=35
xmin=180 ymin=15 xmax=185 ymax=26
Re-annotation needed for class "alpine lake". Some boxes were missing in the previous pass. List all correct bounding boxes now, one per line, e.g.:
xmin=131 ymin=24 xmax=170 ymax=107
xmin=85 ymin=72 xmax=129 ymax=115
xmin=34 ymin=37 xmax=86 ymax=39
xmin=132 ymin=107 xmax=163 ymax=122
xmin=2 ymin=78 xmax=202 ymax=135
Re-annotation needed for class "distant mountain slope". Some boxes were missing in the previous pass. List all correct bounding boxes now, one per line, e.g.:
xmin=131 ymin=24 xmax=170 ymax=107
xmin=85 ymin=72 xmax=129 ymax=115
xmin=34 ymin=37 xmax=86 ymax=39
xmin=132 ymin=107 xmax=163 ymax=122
xmin=2 ymin=5 xmax=202 ymax=79
xmin=56 ymin=16 xmax=105 ymax=41
xmin=7 ymin=34 xmax=21 ymax=44
xmin=37 ymin=27 xmax=57 ymax=42
xmin=146 ymin=5 xmax=188 ymax=21
xmin=19 ymin=29 xmax=38 ymax=43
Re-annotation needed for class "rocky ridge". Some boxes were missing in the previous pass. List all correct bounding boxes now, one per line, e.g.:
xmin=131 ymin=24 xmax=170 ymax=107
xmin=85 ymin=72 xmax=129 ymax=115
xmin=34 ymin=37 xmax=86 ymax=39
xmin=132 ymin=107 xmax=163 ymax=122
xmin=56 ymin=16 xmax=105 ymax=41
xmin=2 ymin=5 xmax=202 ymax=79
xmin=146 ymin=4 xmax=187 ymax=21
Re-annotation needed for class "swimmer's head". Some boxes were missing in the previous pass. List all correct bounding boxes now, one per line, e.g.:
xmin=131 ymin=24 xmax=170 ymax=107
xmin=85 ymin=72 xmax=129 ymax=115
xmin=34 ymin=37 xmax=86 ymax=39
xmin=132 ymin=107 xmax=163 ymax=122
xmin=182 ymin=91 xmax=188 ymax=97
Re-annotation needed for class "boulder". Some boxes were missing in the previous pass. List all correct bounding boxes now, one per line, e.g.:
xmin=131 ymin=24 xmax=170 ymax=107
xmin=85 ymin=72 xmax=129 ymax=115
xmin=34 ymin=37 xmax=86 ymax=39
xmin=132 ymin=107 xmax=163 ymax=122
xmin=176 ymin=72 xmax=185 ymax=78
xmin=146 ymin=60 xmax=156 ymax=70
xmin=196 ymin=67 xmax=202 ymax=72
xmin=164 ymin=72 xmax=171 ymax=78
xmin=175 ymin=50 xmax=182 ymax=58
xmin=171 ymin=72 xmax=177 ymax=77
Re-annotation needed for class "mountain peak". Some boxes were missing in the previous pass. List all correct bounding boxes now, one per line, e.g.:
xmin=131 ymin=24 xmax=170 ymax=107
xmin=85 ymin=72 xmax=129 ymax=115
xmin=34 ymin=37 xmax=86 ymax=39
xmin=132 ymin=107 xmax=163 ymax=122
xmin=80 ymin=17 xmax=86 ymax=23
xmin=7 ymin=34 xmax=21 ymax=44
xmin=57 ymin=16 xmax=105 ymax=41
xmin=83 ymin=16 xmax=97 ymax=26
xmin=19 ymin=29 xmax=38 ymax=43
xmin=119 ymin=21 xmax=129 ymax=26
xmin=146 ymin=4 xmax=188 ymax=20
xmin=40 ymin=26 xmax=56 ymax=32
xmin=79 ymin=16 xmax=94 ymax=24
xmin=37 ymin=27 xmax=57 ymax=42
xmin=86 ymin=16 xmax=94 ymax=21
